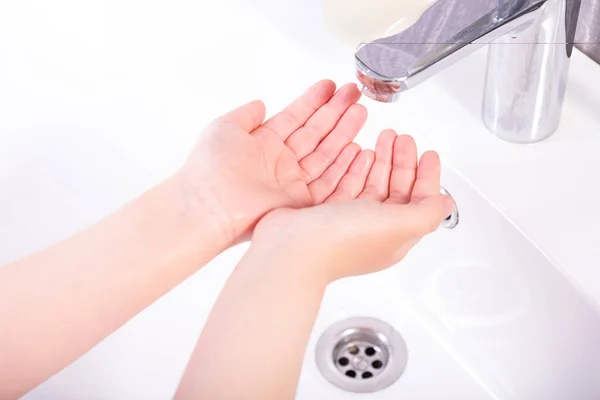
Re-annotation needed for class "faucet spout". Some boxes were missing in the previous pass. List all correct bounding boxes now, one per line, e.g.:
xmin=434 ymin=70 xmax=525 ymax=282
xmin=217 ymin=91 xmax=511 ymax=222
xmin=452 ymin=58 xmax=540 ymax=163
xmin=356 ymin=0 xmax=581 ymax=143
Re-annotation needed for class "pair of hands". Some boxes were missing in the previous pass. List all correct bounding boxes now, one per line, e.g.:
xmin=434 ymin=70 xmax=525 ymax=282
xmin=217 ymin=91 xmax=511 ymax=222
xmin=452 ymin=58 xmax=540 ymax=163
xmin=179 ymin=80 xmax=452 ymax=283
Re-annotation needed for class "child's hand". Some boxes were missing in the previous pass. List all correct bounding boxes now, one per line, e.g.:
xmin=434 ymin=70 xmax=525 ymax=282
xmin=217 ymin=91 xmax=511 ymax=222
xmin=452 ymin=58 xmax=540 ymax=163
xmin=252 ymin=130 xmax=453 ymax=282
xmin=177 ymin=80 xmax=367 ymax=243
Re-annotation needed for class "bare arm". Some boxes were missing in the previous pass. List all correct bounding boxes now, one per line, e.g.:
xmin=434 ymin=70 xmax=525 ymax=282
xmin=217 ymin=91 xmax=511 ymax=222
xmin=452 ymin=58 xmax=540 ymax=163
xmin=174 ymin=238 xmax=329 ymax=400
xmin=0 ymin=80 xmax=367 ymax=398
xmin=0 ymin=176 xmax=229 ymax=398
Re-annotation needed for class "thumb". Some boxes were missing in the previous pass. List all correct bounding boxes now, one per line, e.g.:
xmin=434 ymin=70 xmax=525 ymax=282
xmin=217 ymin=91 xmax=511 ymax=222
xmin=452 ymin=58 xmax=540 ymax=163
xmin=387 ymin=194 xmax=453 ymax=239
xmin=216 ymin=100 xmax=267 ymax=132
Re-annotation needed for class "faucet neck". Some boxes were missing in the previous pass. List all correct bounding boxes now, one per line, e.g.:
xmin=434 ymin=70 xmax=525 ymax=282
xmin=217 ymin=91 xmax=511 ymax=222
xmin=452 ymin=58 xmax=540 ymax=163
xmin=354 ymin=0 xmax=581 ymax=143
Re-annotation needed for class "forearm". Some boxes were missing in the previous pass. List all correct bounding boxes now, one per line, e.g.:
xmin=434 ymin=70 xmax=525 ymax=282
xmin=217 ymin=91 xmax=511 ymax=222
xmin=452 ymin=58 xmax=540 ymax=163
xmin=0 ymin=175 xmax=230 ymax=399
xmin=175 ymin=240 xmax=329 ymax=400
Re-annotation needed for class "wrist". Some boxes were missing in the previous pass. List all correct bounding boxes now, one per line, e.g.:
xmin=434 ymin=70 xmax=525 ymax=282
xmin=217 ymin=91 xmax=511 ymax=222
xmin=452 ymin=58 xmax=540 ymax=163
xmin=171 ymin=171 xmax=237 ymax=241
xmin=245 ymin=238 xmax=332 ymax=288
xmin=145 ymin=174 xmax=234 ymax=259
xmin=252 ymin=208 xmax=367 ymax=284
xmin=251 ymin=215 xmax=336 ymax=286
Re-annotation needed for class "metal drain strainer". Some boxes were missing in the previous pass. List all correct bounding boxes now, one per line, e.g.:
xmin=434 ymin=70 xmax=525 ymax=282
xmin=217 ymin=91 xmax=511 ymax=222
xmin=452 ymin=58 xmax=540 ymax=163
xmin=315 ymin=317 xmax=408 ymax=393
xmin=332 ymin=332 xmax=388 ymax=380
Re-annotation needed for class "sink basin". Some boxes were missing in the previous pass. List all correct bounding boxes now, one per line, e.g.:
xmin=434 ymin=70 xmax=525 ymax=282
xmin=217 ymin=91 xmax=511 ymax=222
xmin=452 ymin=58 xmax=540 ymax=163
xmin=4 ymin=0 xmax=600 ymax=398
xmin=297 ymin=166 xmax=600 ymax=399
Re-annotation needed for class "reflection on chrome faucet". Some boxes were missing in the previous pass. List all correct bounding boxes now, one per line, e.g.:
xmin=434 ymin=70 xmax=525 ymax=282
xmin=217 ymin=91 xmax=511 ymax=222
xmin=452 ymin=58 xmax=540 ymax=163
xmin=355 ymin=0 xmax=582 ymax=144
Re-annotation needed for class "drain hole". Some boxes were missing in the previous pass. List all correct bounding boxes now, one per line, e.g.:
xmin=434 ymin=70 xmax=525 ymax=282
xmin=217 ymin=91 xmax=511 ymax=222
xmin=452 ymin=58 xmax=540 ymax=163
xmin=365 ymin=347 xmax=376 ymax=356
xmin=315 ymin=317 xmax=408 ymax=393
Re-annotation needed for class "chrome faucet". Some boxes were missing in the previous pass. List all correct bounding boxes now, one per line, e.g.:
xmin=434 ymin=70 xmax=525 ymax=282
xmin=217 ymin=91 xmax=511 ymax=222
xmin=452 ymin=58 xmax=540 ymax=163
xmin=355 ymin=0 xmax=582 ymax=144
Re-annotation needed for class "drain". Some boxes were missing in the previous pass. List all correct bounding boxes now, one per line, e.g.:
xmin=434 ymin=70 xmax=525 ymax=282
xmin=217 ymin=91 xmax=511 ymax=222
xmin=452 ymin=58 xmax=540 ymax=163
xmin=332 ymin=330 xmax=388 ymax=380
xmin=315 ymin=317 xmax=407 ymax=393
xmin=440 ymin=187 xmax=459 ymax=229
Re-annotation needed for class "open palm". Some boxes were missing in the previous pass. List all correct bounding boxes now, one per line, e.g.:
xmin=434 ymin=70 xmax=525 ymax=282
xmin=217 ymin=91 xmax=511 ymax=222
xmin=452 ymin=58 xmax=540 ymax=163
xmin=253 ymin=131 xmax=452 ymax=281
xmin=180 ymin=81 xmax=368 ymax=240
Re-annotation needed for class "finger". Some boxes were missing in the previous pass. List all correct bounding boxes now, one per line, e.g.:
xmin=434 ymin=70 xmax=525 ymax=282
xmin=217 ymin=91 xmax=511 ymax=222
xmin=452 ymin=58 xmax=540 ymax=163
xmin=285 ymin=83 xmax=362 ymax=159
xmin=387 ymin=194 xmax=453 ymax=239
xmin=216 ymin=100 xmax=267 ymax=132
xmin=359 ymin=129 xmax=396 ymax=201
xmin=411 ymin=151 xmax=442 ymax=203
xmin=258 ymin=80 xmax=337 ymax=140
xmin=299 ymin=104 xmax=367 ymax=182
xmin=308 ymin=143 xmax=361 ymax=204
xmin=386 ymin=135 xmax=418 ymax=204
xmin=326 ymin=150 xmax=375 ymax=203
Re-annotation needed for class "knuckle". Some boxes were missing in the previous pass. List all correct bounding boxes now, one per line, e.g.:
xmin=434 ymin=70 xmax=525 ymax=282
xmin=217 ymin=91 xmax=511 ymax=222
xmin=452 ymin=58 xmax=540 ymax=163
xmin=282 ymin=106 xmax=304 ymax=128
xmin=313 ymin=151 xmax=332 ymax=169
xmin=389 ymin=191 xmax=409 ymax=202
xmin=363 ymin=184 xmax=386 ymax=200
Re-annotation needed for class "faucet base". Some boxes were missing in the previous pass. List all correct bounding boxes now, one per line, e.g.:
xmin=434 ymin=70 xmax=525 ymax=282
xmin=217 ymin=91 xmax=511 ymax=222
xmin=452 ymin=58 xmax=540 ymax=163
xmin=481 ymin=0 xmax=579 ymax=144
xmin=483 ymin=116 xmax=560 ymax=144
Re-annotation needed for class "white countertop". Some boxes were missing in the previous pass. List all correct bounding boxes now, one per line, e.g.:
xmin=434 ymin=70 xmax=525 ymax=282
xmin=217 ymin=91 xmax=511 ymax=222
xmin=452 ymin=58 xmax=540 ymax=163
xmin=1 ymin=0 xmax=600 ymax=398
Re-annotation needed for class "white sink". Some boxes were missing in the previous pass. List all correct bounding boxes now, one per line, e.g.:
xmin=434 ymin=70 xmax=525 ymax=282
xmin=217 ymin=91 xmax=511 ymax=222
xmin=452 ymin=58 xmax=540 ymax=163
xmin=297 ymin=166 xmax=600 ymax=399
xmin=221 ymin=4 xmax=600 ymax=397
xmin=4 ymin=0 xmax=600 ymax=398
